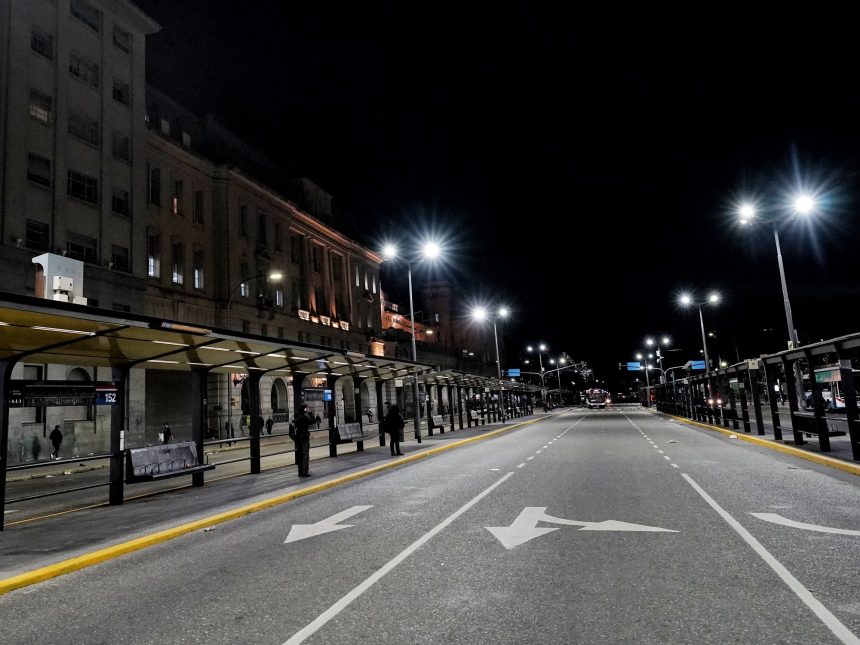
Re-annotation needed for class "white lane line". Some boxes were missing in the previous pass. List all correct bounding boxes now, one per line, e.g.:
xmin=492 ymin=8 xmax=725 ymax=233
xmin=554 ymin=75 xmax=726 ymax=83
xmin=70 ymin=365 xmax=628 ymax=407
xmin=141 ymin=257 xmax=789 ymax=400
xmin=490 ymin=468 xmax=500 ymax=471
xmin=517 ymin=463 xmax=526 ymax=468
xmin=658 ymin=450 xmax=664 ymax=454
xmin=542 ymin=445 xmax=549 ymax=449
xmin=283 ymin=472 xmax=515 ymax=645
xmin=527 ymin=456 xmax=535 ymax=461
xmin=751 ymin=513 xmax=860 ymax=537
xmin=536 ymin=450 xmax=542 ymax=454
xmin=663 ymin=456 xmax=671 ymax=461
xmin=671 ymin=464 xmax=679 ymax=468
xmin=681 ymin=474 xmax=860 ymax=645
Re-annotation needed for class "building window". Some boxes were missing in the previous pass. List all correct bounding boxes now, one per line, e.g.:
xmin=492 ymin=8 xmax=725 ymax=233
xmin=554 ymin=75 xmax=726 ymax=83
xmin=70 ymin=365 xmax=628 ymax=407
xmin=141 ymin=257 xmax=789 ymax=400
xmin=315 ymin=286 xmax=326 ymax=314
xmin=312 ymin=246 xmax=322 ymax=273
xmin=25 ymin=220 xmax=50 ymax=251
xmin=111 ymin=245 xmax=129 ymax=272
xmin=66 ymin=231 xmax=98 ymax=264
xmin=148 ymin=165 xmax=161 ymax=206
xmin=29 ymin=89 xmax=52 ymax=124
xmin=147 ymin=233 xmax=160 ymax=278
xmin=193 ymin=248 xmax=205 ymax=289
xmin=113 ymin=26 xmax=131 ymax=53
xmin=239 ymin=205 xmax=248 ymax=237
xmin=67 ymin=169 xmax=98 ymax=204
xmin=290 ymin=234 xmax=301 ymax=265
xmin=275 ymin=288 xmax=284 ymax=307
xmin=239 ymin=262 xmax=249 ymax=297
xmin=70 ymin=0 xmax=102 ymax=32
xmin=242 ymin=321 xmax=250 ymax=334
xmin=69 ymin=53 xmax=100 ymax=88
xmin=31 ymin=29 xmax=54 ymax=60
xmin=292 ymin=280 xmax=300 ymax=310
xmin=193 ymin=190 xmax=204 ymax=224
xmin=332 ymin=256 xmax=342 ymax=281
xmin=112 ymin=132 xmax=130 ymax=161
xmin=112 ymin=78 xmax=130 ymax=106
xmin=68 ymin=112 xmax=99 ymax=146
xmin=277 ymin=327 xmax=284 ymax=339
xmin=111 ymin=188 xmax=130 ymax=216
xmin=257 ymin=211 xmax=267 ymax=245
xmin=171 ymin=242 xmax=184 ymax=285
xmin=27 ymin=153 xmax=51 ymax=187
xmin=273 ymin=223 xmax=283 ymax=252
xmin=172 ymin=180 xmax=183 ymax=215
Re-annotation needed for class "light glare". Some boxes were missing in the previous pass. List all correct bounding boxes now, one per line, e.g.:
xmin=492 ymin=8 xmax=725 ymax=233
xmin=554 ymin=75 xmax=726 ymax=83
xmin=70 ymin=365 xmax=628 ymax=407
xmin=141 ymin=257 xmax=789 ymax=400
xmin=708 ymin=292 xmax=720 ymax=304
xmin=382 ymin=244 xmax=398 ymax=260
xmin=472 ymin=306 xmax=487 ymax=321
xmin=793 ymin=194 xmax=815 ymax=215
xmin=422 ymin=241 xmax=441 ymax=259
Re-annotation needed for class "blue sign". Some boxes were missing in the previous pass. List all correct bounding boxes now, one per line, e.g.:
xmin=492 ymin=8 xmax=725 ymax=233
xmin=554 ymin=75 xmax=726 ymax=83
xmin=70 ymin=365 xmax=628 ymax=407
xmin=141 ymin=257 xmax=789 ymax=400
xmin=626 ymin=362 xmax=641 ymax=371
xmin=323 ymin=389 xmax=333 ymax=402
xmin=690 ymin=360 xmax=706 ymax=370
xmin=507 ymin=368 xmax=521 ymax=377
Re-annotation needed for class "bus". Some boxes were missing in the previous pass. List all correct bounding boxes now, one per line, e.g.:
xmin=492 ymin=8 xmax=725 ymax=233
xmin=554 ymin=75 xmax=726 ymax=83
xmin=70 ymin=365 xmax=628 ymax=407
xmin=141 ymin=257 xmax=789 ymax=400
xmin=586 ymin=388 xmax=610 ymax=409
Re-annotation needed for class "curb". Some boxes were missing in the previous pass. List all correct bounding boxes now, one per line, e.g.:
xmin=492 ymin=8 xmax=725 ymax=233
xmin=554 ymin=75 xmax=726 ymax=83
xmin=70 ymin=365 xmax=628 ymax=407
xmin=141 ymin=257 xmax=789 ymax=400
xmin=665 ymin=414 xmax=860 ymax=477
xmin=0 ymin=414 xmax=550 ymax=595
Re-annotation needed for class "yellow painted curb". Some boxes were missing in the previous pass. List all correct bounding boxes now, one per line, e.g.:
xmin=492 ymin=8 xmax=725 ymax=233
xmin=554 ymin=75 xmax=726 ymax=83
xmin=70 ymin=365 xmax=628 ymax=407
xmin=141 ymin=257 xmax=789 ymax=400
xmin=666 ymin=414 xmax=860 ymax=477
xmin=0 ymin=414 xmax=550 ymax=595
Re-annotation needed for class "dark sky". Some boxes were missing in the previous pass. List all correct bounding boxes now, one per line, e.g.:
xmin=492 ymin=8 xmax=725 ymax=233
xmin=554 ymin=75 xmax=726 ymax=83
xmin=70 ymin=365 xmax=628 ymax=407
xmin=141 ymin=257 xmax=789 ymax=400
xmin=135 ymin=1 xmax=860 ymax=386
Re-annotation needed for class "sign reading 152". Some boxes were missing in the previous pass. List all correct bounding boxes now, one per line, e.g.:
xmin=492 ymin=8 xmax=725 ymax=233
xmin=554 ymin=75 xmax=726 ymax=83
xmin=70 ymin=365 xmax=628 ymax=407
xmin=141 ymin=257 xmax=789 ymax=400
xmin=95 ymin=389 xmax=119 ymax=406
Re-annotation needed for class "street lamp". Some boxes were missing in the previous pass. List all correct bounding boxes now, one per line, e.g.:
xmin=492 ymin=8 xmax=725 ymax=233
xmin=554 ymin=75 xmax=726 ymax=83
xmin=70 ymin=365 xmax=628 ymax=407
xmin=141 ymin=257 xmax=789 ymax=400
xmin=472 ymin=305 xmax=510 ymax=420
xmin=645 ymin=336 xmax=671 ymax=379
xmin=226 ymin=270 xmax=283 ymax=330
xmin=526 ymin=343 xmax=549 ymax=410
xmin=679 ymin=291 xmax=720 ymax=374
xmin=382 ymin=239 xmax=443 ymax=441
xmin=737 ymin=197 xmax=817 ymax=407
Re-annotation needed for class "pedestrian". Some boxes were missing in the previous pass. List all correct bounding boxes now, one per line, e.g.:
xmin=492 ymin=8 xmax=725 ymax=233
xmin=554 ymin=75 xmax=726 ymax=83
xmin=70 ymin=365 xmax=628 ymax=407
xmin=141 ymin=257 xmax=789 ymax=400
xmin=239 ymin=415 xmax=248 ymax=437
xmin=161 ymin=422 xmax=172 ymax=444
xmin=265 ymin=417 xmax=274 ymax=435
xmin=315 ymin=414 xmax=321 ymax=429
xmin=225 ymin=419 xmax=234 ymax=446
xmin=292 ymin=404 xmax=314 ymax=477
xmin=17 ymin=431 xmax=26 ymax=462
xmin=49 ymin=424 xmax=63 ymax=460
xmin=367 ymin=409 xmax=374 ymax=423
xmin=31 ymin=434 xmax=41 ymax=461
xmin=383 ymin=404 xmax=405 ymax=456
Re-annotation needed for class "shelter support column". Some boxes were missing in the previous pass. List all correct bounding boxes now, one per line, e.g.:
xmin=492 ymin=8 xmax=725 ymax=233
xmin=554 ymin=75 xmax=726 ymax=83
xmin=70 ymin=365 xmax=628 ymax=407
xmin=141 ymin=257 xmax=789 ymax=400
xmin=247 ymin=372 xmax=263 ymax=474
xmin=376 ymin=380 xmax=385 ymax=447
xmin=764 ymin=362 xmax=783 ymax=441
xmin=109 ymin=366 xmax=130 ymax=505
xmin=0 ymin=358 xmax=18 ymax=530
xmin=354 ymin=378 xmax=364 ymax=452
xmin=192 ymin=371 xmax=208 ymax=486
xmin=448 ymin=385 xmax=455 ymax=432
xmin=328 ymin=374 xmax=339 ymax=457
xmin=836 ymin=350 xmax=860 ymax=461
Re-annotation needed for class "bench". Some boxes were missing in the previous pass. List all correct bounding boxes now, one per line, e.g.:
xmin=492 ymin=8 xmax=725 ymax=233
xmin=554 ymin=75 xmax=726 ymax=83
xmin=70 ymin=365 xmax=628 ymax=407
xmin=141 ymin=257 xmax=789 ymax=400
xmin=337 ymin=422 xmax=364 ymax=441
xmin=125 ymin=441 xmax=214 ymax=483
xmin=430 ymin=414 xmax=444 ymax=429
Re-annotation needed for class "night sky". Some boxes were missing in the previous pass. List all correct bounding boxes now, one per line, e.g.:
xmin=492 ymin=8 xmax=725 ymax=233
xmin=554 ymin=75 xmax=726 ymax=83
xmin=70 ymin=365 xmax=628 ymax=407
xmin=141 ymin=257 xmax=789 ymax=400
xmin=135 ymin=1 xmax=860 ymax=387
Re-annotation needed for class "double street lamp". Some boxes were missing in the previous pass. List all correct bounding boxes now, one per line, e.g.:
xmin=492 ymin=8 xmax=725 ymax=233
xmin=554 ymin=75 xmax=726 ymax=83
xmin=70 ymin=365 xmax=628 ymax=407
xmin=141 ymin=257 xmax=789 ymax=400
xmin=738 ymin=194 xmax=818 ymax=407
xmin=526 ymin=343 xmax=549 ymax=409
xmin=382 ymin=240 xmax=443 ymax=441
xmin=679 ymin=292 xmax=720 ymax=373
xmin=472 ymin=306 xmax=510 ymax=420
xmin=645 ymin=336 xmax=671 ymax=380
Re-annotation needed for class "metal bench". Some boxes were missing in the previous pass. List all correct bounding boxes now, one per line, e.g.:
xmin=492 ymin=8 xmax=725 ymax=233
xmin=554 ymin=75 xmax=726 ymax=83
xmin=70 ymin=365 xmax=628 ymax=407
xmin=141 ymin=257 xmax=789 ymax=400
xmin=125 ymin=441 xmax=214 ymax=483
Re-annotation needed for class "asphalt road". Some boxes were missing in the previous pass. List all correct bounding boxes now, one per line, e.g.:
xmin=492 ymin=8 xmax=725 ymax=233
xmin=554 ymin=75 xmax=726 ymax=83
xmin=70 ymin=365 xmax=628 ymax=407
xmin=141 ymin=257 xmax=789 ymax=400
xmin=2 ymin=408 xmax=859 ymax=644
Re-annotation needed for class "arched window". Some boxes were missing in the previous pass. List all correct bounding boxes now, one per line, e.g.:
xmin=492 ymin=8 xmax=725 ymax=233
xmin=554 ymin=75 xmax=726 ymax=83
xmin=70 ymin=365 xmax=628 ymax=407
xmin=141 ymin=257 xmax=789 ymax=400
xmin=271 ymin=379 xmax=288 ymax=414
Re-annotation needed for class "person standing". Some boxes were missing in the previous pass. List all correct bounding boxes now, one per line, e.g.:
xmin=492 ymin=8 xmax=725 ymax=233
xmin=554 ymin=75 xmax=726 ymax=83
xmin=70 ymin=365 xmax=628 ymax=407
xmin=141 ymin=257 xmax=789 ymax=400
xmin=265 ymin=417 xmax=274 ymax=436
xmin=384 ymin=405 xmax=405 ymax=456
xmin=161 ymin=422 xmax=172 ymax=444
xmin=49 ymin=425 xmax=63 ymax=460
xmin=292 ymin=404 xmax=313 ymax=477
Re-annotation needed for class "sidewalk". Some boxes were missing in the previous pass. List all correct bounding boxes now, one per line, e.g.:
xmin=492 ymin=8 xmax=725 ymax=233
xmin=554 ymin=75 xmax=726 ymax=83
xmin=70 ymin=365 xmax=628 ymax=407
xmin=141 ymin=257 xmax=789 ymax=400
xmin=662 ymin=409 xmax=860 ymax=473
xmin=0 ymin=411 xmax=548 ymax=588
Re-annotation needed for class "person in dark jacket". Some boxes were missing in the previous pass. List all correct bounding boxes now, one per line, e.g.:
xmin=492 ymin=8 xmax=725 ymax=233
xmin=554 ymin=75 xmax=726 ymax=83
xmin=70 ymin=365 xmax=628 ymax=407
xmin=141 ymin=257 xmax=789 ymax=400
xmin=293 ymin=404 xmax=314 ymax=477
xmin=265 ymin=417 xmax=274 ymax=435
xmin=49 ymin=425 xmax=63 ymax=460
xmin=384 ymin=405 xmax=405 ymax=456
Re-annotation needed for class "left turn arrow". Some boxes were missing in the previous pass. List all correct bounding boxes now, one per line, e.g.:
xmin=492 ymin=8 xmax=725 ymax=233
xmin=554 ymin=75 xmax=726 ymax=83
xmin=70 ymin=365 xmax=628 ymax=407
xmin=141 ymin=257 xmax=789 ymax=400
xmin=285 ymin=505 xmax=373 ymax=544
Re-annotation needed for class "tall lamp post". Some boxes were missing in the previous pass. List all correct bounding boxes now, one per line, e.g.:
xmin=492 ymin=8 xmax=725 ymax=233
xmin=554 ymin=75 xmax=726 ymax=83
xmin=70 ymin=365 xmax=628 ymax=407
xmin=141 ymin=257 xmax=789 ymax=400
xmin=472 ymin=306 xmax=510 ymax=420
xmin=226 ymin=270 xmax=283 ymax=330
xmin=738 ymin=196 xmax=817 ymax=407
xmin=645 ymin=336 xmax=671 ymax=382
xmin=635 ymin=353 xmax=651 ymax=406
xmin=224 ymin=270 xmax=282 ymax=439
xmin=680 ymin=291 xmax=720 ymax=397
xmin=526 ymin=343 xmax=549 ymax=410
xmin=382 ymin=240 xmax=443 ymax=442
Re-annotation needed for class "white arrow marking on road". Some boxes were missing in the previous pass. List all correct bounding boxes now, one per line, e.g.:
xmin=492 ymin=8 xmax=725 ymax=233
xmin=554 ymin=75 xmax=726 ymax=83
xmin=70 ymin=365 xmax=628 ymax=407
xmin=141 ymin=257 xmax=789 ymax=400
xmin=285 ymin=505 xmax=373 ymax=544
xmin=486 ymin=507 xmax=677 ymax=549
xmin=751 ymin=512 xmax=860 ymax=536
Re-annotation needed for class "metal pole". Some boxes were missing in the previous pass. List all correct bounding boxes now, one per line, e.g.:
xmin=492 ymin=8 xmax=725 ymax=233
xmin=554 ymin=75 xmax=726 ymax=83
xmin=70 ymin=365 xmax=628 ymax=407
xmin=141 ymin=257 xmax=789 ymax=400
xmin=773 ymin=224 xmax=806 ymax=408
xmin=407 ymin=263 xmax=421 ymax=442
xmin=493 ymin=321 xmax=505 ymax=420
xmin=643 ymin=364 xmax=651 ymax=407
xmin=697 ymin=305 xmax=711 ymax=372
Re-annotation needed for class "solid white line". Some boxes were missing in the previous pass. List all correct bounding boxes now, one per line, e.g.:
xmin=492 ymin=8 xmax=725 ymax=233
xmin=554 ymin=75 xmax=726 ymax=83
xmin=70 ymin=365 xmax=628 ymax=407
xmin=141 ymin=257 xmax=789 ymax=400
xmin=283 ymin=472 xmax=515 ymax=645
xmin=681 ymin=474 xmax=860 ymax=645
xmin=751 ymin=513 xmax=860 ymax=537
